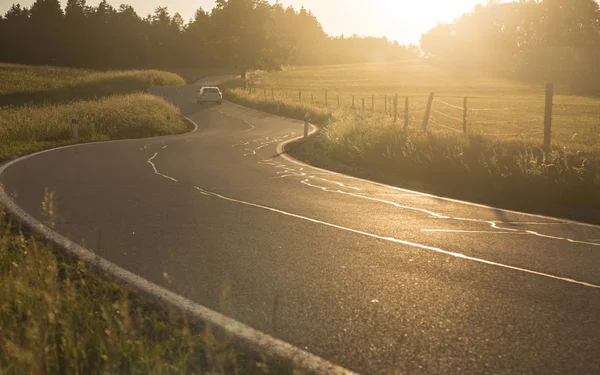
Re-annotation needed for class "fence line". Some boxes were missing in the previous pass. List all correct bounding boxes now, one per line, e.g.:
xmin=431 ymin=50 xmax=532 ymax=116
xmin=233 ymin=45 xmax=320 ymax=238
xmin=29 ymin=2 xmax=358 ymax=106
xmin=238 ymin=84 xmax=588 ymax=146
xmin=470 ymin=118 xmax=540 ymax=124
xmin=430 ymin=118 xmax=463 ymax=133
xmin=470 ymin=105 xmax=545 ymax=112
xmin=433 ymin=98 xmax=464 ymax=110
xmin=482 ymin=131 xmax=544 ymax=137
xmin=431 ymin=108 xmax=464 ymax=122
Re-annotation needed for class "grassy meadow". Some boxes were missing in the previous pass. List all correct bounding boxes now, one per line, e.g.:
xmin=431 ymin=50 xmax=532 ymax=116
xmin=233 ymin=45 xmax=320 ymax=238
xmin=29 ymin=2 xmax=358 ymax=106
xmin=223 ymin=60 xmax=600 ymax=222
xmin=0 ymin=64 xmax=189 ymax=162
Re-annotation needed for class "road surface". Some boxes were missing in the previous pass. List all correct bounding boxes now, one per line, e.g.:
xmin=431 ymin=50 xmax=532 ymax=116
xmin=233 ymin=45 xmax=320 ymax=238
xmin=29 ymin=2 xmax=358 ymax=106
xmin=2 ymin=78 xmax=599 ymax=375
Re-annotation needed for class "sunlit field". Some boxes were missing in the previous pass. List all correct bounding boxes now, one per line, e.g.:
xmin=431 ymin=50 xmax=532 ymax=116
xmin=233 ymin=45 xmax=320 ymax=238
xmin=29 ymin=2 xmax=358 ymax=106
xmin=0 ymin=64 xmax=188 ymax=161
xmin=233 ymin=60 xmax=600 ymax=149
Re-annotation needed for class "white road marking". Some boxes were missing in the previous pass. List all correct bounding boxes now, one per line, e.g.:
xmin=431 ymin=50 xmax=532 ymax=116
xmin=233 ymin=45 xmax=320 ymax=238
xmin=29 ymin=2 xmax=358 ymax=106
xmin=498 ymin=221 xmax=570 ymax=225
xmin=191 ymin=186 xmax=600 ymax=290
xmin=421 ymin=229 xmax=529 ymax=235
xmin=298 ymin=176 xmax=600 ymax=246
xmin=525 ymin=231 xmax=600 ymax=247
xmin=147 ymin=153 xmax=178 ymax=182
xmin=243 ymin=121 xmax=256 ymax=132
xmin=258 ymin=151 xmax=600 ymax=247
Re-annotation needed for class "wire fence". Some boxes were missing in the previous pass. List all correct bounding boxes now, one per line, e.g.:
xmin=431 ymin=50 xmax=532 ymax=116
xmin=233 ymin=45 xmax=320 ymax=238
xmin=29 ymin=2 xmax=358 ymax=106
xmin=239 ymin=85 xmax=600 ymax=148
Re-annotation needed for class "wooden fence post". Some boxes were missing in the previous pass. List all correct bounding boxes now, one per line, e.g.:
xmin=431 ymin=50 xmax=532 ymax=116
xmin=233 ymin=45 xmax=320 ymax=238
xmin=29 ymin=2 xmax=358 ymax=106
xmin=271 ymin=88 xmax=274 ymax=99
xmin=337 ymin=94 xmax=340 ymax=108
xmin=362 ymin=98 xmax=365 ymax=112
xmin=352 ymin=95 xmax=355 ymax=109
xmin=463 ymin=97 xmax=468 ymax=134
xmin=264 ymin=88 xmax=267 ymax=98
xmin=311 ymin=93 xmax=314 ymax=104
xmin=422 ymin=92 xmax=435 ymax=131
xmin=544 ymin=83 xmax=554 ymax=146
xmin=404 ymin=97 xmax=409 ymax=131
xmin=325 ymin=90 xmax=328 ymax=107
xmin=372 ymin=94 xmax=375 ymax=112
xmin=299 ymin=89 xmax=302 ymax=102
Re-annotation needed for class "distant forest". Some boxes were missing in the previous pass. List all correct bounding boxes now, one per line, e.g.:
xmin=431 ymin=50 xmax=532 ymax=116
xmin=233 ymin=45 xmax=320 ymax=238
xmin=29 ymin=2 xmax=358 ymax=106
xmin=421 ymin=0 xmax=600 ymax=94
xmin=0 ymin=0 xmax=419 ymax=75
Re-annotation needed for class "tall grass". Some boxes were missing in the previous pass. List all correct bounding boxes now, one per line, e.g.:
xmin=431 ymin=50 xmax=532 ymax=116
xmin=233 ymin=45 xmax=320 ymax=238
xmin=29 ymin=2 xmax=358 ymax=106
xmin=0 ymin=94 xmax=187 ymax=161
xmin=0 ymin=208 xmax=297 ymax=374
xmin=224 ymin=80 xmax=332 ymax=124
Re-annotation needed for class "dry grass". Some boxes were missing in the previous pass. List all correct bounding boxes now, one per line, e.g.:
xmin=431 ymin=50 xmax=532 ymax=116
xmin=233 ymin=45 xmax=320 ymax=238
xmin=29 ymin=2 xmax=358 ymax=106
xmin=0 ymin=207 xmax=297 ymax=375
xmin=0 ymin=94 xmax=187 ymax=161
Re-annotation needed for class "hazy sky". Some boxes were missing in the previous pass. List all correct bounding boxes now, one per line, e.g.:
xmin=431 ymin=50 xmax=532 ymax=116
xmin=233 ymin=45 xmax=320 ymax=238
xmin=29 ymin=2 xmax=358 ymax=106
xmin=0 ymin=0 xmax=492 ymax=44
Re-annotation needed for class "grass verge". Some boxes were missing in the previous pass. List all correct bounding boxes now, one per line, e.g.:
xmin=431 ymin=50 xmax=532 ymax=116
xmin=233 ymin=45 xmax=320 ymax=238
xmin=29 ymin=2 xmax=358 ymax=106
xmin=0 ymin=93 xmax=188 ymax=161
xmin=0 ymin=208 xmax=297 ymax=374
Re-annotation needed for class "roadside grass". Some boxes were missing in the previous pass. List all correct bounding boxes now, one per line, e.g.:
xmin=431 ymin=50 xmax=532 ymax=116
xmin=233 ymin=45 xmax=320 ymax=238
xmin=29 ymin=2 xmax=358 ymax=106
xmin=0 ymin=93 xmax=188 ymax=161
xmin=222 ymin=61 xmax=600 ymax=222
xmin=0 ymin=208 xmax=296 ymax=375
xmin=0 ymin=64 xmax=189 ymax=162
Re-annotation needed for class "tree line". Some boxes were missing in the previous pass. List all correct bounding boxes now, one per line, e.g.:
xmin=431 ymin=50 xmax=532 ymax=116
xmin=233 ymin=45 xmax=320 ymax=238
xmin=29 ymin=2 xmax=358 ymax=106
xmin=0 ymin=0 xmax=418 ymax=75
xmin=420 ymin=0 xmax=600 ymax=94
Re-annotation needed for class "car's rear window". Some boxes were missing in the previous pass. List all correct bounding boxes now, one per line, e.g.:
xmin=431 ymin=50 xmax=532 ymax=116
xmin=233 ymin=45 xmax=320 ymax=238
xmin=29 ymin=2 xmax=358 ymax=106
xmin=204 ymin=88 xmax=220 ymax=93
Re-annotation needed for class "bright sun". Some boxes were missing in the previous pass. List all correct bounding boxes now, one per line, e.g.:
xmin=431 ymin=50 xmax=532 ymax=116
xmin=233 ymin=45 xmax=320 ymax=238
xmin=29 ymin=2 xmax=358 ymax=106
xmin=360 ymin=0 xmax=491 ymax=44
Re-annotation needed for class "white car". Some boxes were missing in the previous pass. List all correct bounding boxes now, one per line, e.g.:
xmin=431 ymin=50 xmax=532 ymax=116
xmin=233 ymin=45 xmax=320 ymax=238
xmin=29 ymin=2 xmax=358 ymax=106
xmin=197 ymin=86 xmax=222 ymax=104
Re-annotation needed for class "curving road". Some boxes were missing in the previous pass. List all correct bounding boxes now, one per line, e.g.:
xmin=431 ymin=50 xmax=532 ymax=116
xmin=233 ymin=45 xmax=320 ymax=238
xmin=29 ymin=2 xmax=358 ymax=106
xmin=2 ymin=78 xmax=600 ymax=375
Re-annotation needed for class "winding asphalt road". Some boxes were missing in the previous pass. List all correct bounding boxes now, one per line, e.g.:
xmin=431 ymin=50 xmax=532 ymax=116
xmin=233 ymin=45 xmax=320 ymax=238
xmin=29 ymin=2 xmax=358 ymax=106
xmin=2 ymin=78 xmax=600 ymax=375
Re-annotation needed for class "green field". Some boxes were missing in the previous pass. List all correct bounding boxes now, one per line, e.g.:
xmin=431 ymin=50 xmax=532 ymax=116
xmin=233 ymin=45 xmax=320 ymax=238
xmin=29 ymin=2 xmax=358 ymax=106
xmin=236 ymin=60 xmax=600 ymax=149
xmin=0 ymin=64 xmax=189 ymax=161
